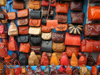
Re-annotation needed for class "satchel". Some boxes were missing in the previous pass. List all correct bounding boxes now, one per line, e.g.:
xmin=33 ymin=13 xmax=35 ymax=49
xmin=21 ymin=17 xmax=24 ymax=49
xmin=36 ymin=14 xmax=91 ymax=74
xmin=28 ymin=0 xmax=40 ymax=9
xmin=19 ymin=43 xmax=30 ymax=53
xmin=31 ymin=46 xmax=41 ymax=54
xmin=70 ymin=1 xmax=83 ymax=11
xmin=17 ymin=18 xmax=29 ymax=26
xmin=29 ymin=27 xmax=41 ymax=35
xmin=19 ymin=53 xmax=28 ymax=65
xmin=56 ymin=24 xmax=68 ymax=31
xmin=52 ymin=42 xmax=65 ymax=52
xmin=0 ymin=0 xmax=7 ymax=6
xmin=7 ymin=12 xmax=16 ymax=20
xmin=50 ymin=53 xmax=60 ymax=65
xmin=42 ymin=32 xmax=51 ymax=40
xmin=29 ymin=19 xmax=41 ymax=27
xmin=66 ymin=65 xmax=72 ymax=75
xmin=19 ymin=26 xmax=29 ymax=35
xmin=8 ymin=21 xmax=18 ymax=36
xmin=71 ymin=12 xmax=84 ymax=24
xmin=30 ymin=10 xmax=41 ymax=19
xmin=17 ymin=9 xmax=29 ymax=18
xmin=83 ymin=23 xmax=100 ymax=37
xmin=81 ymin=39 xmax=100 ymax=52
xmin=41 ymin=25 xmax=51 ymax=33
xmin=29 ymin=35 xmax=42 ymax=46
xmin=11 ymin=53 xmax=18 ymax=64
xmin=91 ymin=66 xmax=97 ymax=75
xmin=13 ymin=0 xmax=24 ymax=9
xmin=56 ymin=2 xmax=69 ymax=14
xmin=41 ymin=40 xmax=52 ymax=52
xmin=65 ymin=32 xmax=81 ymax=46
xmin=97 ymin=54 xmax=100 ymax=65
xmin=54 ymin=52 xmax=63 ymax=60
xmin=52 ymin=32 xmax=65 ymax=43
xmin=68 ymin=24 xmax=83 ymax=34
xmin=58 ymin=65 xmax=66 ymax=74
xmin=18 ymin=35 xmax=29 ymax=43
xmin=8 ymin=36 xmax=18 ymax=51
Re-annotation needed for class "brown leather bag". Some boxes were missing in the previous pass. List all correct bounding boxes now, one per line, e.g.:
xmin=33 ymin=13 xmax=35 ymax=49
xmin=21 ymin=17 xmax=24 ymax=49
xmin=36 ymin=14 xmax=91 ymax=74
xmin=17 ymin=18 xmax=29 ymax=26
xmin=52 ymin=42 xmax=65 ymax=52
xmin=7 ymin=12 xmax=16 ymax=20
xmin=28 ymin=0 xmax=40 ymax=9
xmin=19 ymin=26 xmax=29 ymax=35
xmin=56 ymin=24 xmax=68 ymax=31
xmin=17 ymin=9 xmax=29 ymax=18
xmin=84 ymin=23 xmax=100 ymax=37
xmin=13 ymin=0 xmax=24 ymax=9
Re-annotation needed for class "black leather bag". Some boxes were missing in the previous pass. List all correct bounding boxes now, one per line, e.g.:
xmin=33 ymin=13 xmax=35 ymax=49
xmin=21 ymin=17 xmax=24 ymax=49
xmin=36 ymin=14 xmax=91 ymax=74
xmin=30 ymin=10 xmax=41 ymax=19
xmin=18 ymin=35 xmax=29 ymax=43
xmin=41 ymin=40 xmax=52 ymax=52
xmin=19 ymin=53 xmax=28 ymax=66
xmin=29 ymin=35 xmax=42 ymax=46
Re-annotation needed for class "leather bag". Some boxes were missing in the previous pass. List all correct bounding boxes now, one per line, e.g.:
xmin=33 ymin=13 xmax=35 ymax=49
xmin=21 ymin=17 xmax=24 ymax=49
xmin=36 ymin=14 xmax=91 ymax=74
xmin=17 ymin=18 xmax=29 ymax=26
xmin=52 ymin=32 xmax=65 ymax=43
xmin=66 ymin=46 xmax=80 ymax=57
xmin=42 ymin=32 xmax=51 ymax=40
xmin=8 ymin=21 xmax=18 ymax=36
xmin=28 ymin=0 xmax=40 ymax=9
xmin=29 ymin=35 xmax=42 ymax=46
xmin=0 ymin=0 xmax=7 ymax=6
xmin=18 ymin=35 xmax=29 ymax=43
xmin=17 ymin=9 xmax=29 ymax=18
xmin=69 ymin=24 xmax=83 ymax=34
xmin=97 ymin=54 xmax=100 ymax=65
xmin=21 ymin=66 xmax=27 ymax=75
xmin=41 ymin=25 xmax=51 ymax=32
xmin=52 ymin=42 xmax=65 ymax=52
xmin=13 ymin=0 xmax=24 ymax=9
xmin=4 ymin=55 xmax=11 ymax=63
xmin=56 ymin=24 xmax=68 ymax=31
xmin=71 ymin=12 xmax=84 ymax=24
xmin=28 ymin=51 xmax=39 ymax=66
xmin=35 ymin=64 xmax=42 ymax=75
xmin=7 ymin=12 xmax=16 ymax=20
xmin=29 ymin=19 xmax=41 ymax=27
xmin=65 ymin=32 xmax=81 ymax=46
xmin=19 ymin=53 xmax=28 ymax=66
xmin=11 ymin=53 xmax=18 ymax=65
xmin=72 ymin=67 xmax=80 ymax=75
xmin=58 ymin=65 xmax=66 ymax=74
xmin=81 ymin=39 xmax=100 ymax=52
xmin=27 ymin=66 xmax=34 ymax=75
xmin=31 ymin=46 xmax=41 ymax=54
xmin=56 ymin=2 xmax=69 ymax=14
xmin=44 ymin=66 xmax=49 ymax=74
xmin=66 ymin=65 xmax=72 ymax=75
xmin=8 ymin=36 xmax=18 ymax=51
xmin=19 ymin=43 xmax=30 ymax=53
xmin=29 ymin=27 xmax=41 ymax=35
xmin=50 ymin=53 xmax=60 ymax=65
xmin=41 ymin=40 xmax=52 ymax=52
xmin=91 ymin=66 xmax=97 ymax=75
xmin=19 ymin=26 xmax=29 ymax=35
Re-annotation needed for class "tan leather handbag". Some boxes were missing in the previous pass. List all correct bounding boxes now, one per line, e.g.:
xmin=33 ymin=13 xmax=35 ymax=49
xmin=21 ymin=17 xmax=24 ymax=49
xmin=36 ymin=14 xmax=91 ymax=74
xmin=52 ymin=42 xmax=65 ymax=52
xmin=0 ymin=0 xmax=7 ymax=6
xmin=8 ymin=21 xmax=18 ymax=36
xmin=29 ymin=27 xmax=41 ymax=35
xmin=41 ymin=32 xmax=51 ymax=40
xmin=28 ymin=51 xmax=39 ymax=66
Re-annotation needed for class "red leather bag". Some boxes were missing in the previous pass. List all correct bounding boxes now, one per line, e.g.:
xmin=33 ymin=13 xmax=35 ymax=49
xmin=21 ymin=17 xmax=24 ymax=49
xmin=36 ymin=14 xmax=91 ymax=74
xmin=8 ymin=36 xmax=18 ymax=51
xmin=41 ymin=52 xmax=49 ymax=66
xmin=91 ymin=66 xmax=97 ymax=75
xmin=60 ymin=52 xmax=69 ymax=66
xmin=41 ymin=25 xmax=51 ymax=33
xmin=0 ymin=25 xmax=4 ymax=34
xmin=14 ymin=60 xmax=21 ymax=75
xmin=96 ymin=54 xmax=100 ymax=65
xmin=19 ymin=26 xmax=29 ymax=35
xmin=66 ymin=65 xmax=72 ymax=75
xmin=81 ymin=39 xmax=100 ymax=52
xmin=65 ymin=32 xmax=81 ymax=46
xmin=58 ymin=65 xmax=66 ymax=74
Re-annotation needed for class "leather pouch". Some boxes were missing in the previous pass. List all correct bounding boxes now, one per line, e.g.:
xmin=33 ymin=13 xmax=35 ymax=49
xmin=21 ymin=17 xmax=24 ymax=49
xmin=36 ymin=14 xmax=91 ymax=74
xmin=0 ymin=0 xmax=7 ymax=6
xmin=31 ymin=46 xmax=41 ymax=54
xmin=71 ymin=12 xmax=84 ymax=24
xmin=7 ymin=12 xmax=16 ymax=20
xmin=41 ymin=40 xmax=52 ymax=52
xmin=17 ymin=18 xmax=29 ymax=26
xmin=41 ymin=25 xmax=51 ymax=33
xmin=29 ymin=19 xmax=41 ymax=27
xmin=28 ymin=0 xmax=40 ymax=9
xmin=69 ymin=24 xmax=83 ymax=34
xmin=56 ymin=24 xmax=68 ymax=31
xmin=18 ymin=35 xmax=29 ymax=43
xmin=17 ymin=9 xmax=29 ymax=18
xmin=19 ymin=43 xmax=30 ymax=53
xmin=30 ymin=10 xmax=41 ymax=19
xmin=29 ymin=27 xmax=41 ymax=35
xmin=42 ymin=32 xmax=51 ymax=40
xmin=19 ymin=26 xmax=29 ymax=35
xmin=65 ymin=32 xmax=81 ymax=46
xmin=52 ymin=32 xmax=65 ymax=43
xmin=52 ymin=42 xmax=65 ymax=52
xmin=13 ymin=0 xmax=24 ymax=9
xmin=56 ymin=2 xmax=69 ymax=14
xmin=70 ymin=1 xmax=83 ymax=11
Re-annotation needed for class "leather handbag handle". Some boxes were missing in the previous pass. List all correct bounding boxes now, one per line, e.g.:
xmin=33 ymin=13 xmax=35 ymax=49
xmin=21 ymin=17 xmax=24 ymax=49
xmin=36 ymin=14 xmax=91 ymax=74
xmin=14 ymin=60 xmax=21 ymax=67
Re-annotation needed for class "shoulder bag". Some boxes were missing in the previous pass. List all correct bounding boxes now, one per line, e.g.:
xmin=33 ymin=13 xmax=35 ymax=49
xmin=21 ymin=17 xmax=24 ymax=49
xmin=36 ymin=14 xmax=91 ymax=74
xmin=41 ymin=25 xmax=51 ymax=32
xmin=41 ymin=32 xmax=51 ymax=40
xmin=19 ymin=26 xmax=29 ymax=35
xmin=56 ymin=24 xmax=68 ymax=31
xmin=18 ymin=35 xmax=29 ymax=43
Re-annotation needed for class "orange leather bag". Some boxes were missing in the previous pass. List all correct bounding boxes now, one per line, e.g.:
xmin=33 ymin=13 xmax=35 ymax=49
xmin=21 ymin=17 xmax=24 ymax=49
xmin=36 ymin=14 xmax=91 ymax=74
xmin=56 ymin=2 xmax=69 ymax=14
xmin=91 ymin=66 xmax=97 ymax=75
xmin=19 ymin=26 xmax=29 ymax=35
xmin=7 ymin=12 xmax=16 ymax=20
xmin=66 ymin=65 xmax=72 ymax=75
xmin=88 ymin=5 xmax=100 ymax=21
xmin=41 ymin=25 xmax=51 ymax=33
xmin=56 ymin=24 xmax=68 ymax=31
xmin=29 ymin=19 xmax=41 ymax=27
xmin=19 ymin=43 xmax=30 ymax=53
xmin=97 ymin=54 xmax=100 ymax=65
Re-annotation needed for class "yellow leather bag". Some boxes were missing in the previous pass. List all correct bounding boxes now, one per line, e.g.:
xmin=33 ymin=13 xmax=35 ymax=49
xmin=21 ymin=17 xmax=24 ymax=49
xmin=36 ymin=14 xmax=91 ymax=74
xmin=0 ymin=0 xmax=7 ymax=6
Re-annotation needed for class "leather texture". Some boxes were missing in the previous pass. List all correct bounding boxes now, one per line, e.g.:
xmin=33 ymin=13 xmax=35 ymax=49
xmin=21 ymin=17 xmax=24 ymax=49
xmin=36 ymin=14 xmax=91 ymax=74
xmin=58 ymin=65 xmax=66 ymax=74
xmin=0 ymin=0 xmax=7 ymax=6
xmin=42 ymin=32 xmax=51 ymax=40
xmin=41 ymin=25 xmax=51 ymax=33
xmin=27 ymin=66 xmax=34 ymax=75
xmin=7 ymin=12 xmax=16 ymax=20
xmin=19 ymin=26 xmax=29 ymax=35
xmin=56 ymin=24 xmax=68 ymax=31
xmin=31 ymin=46 xmax=41 ymax=54
xmin=97 ymin=54 xmax=100 ymax=65
xmin=0 ymin=34 xmax=7 ymax=39
xmin=91 ymin=66 xmax=97 ymax=75
xmin=18 ymin=35 xmax=29 ymax=43
xmin=0 ymin=25 xmax=4 ymax=34
xmin=65 ymin=65 xmax=72 ymax=75
xmin=54 ymin=52 xmax=63 ymax=60
xmin=35 ymin=64 xmax=42 ymax=75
